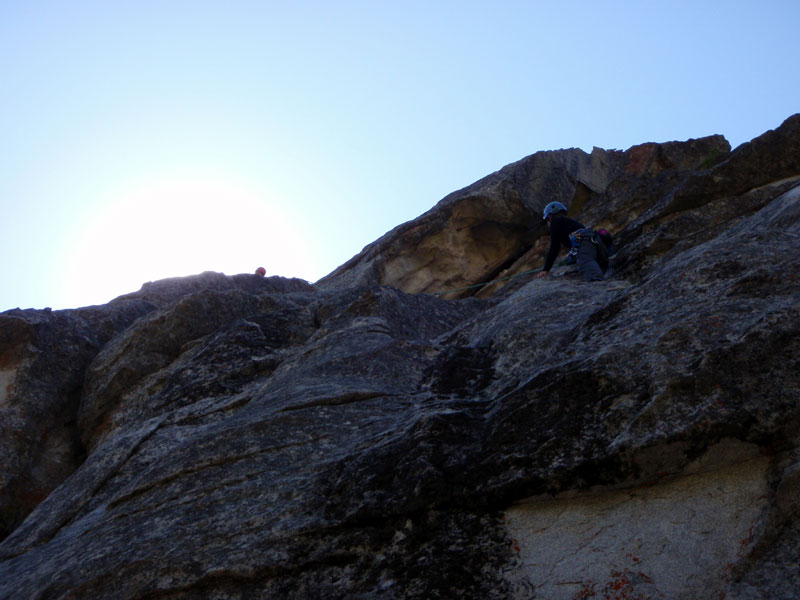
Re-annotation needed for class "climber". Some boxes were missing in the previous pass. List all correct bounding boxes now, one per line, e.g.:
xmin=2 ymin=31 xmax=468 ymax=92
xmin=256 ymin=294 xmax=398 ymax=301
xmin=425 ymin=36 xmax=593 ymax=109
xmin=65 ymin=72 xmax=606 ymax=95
xmin=534 ymin=201 xmax=607 ymax=282
xmin=255 ymin=267 xmax=266 ymax=277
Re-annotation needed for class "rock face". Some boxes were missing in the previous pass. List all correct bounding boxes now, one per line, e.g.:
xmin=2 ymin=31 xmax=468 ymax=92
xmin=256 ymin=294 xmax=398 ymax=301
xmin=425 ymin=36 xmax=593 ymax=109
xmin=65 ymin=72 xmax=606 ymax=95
xmin=1 ymin=114 xmax=799 ymax=599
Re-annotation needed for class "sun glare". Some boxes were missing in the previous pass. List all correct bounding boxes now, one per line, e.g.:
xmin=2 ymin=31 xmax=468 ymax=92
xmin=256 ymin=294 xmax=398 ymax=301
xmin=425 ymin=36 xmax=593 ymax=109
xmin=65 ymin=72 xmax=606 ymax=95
xmin=60 ymin=174 xmax=319 ymax=308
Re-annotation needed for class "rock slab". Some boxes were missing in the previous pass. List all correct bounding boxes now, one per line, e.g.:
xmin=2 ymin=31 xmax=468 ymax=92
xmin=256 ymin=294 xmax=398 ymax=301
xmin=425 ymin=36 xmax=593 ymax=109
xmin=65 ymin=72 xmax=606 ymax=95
xmin=1 ymin=115 xmax=799 ymax=599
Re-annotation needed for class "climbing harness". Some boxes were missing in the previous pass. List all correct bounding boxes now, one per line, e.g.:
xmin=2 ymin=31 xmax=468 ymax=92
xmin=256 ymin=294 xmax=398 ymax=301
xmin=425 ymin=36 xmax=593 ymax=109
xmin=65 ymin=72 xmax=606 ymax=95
xmin=567 ymin=228 xmax=596 ymax=264
xmin=567 ymin=227 xmax=612 ymax=266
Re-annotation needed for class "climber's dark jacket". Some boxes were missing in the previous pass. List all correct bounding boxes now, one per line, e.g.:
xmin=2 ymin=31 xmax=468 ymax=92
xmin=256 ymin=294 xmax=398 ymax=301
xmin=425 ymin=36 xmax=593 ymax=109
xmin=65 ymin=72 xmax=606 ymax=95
xmin=543 ymin=215 xmax=585 ymax=272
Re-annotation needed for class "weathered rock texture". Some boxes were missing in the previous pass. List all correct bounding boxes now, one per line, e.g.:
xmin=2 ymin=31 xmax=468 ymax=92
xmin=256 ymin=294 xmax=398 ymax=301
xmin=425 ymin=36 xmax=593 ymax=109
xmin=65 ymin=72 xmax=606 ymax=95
xmin=1 ymin=114 xmax=799 ymax=599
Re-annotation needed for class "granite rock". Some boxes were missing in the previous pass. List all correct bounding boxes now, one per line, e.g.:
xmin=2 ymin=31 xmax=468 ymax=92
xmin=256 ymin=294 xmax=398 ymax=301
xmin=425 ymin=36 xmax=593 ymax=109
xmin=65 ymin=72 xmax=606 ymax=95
xmin=1 ymin=116 xmax=799 ymax=599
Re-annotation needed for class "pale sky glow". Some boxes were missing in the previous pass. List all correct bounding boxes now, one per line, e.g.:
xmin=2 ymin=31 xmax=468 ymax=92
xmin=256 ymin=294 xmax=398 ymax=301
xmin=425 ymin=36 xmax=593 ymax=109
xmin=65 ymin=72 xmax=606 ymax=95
xmin=2 ymin=1 xmax=799 ymax=310
xmin=58 ymin=173 xmax=317 ymax=308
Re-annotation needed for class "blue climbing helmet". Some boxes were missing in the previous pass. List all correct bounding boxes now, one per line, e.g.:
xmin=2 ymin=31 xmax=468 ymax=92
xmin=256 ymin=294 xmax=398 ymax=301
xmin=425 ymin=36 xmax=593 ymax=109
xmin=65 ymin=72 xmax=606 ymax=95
xmin=542 ymin=201 xmax=568 ymax=221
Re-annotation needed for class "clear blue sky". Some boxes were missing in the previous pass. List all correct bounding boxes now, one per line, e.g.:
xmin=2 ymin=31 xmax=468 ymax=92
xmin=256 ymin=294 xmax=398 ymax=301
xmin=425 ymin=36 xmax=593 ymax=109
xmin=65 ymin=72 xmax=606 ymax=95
xmin=2 ymin=1 xmax=798 ymax=310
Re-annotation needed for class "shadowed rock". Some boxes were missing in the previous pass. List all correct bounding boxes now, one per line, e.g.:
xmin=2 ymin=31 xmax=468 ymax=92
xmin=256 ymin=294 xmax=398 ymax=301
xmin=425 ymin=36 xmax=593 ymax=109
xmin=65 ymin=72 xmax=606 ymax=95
xmin=1 ymin=115 xmax=799 ymax=599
